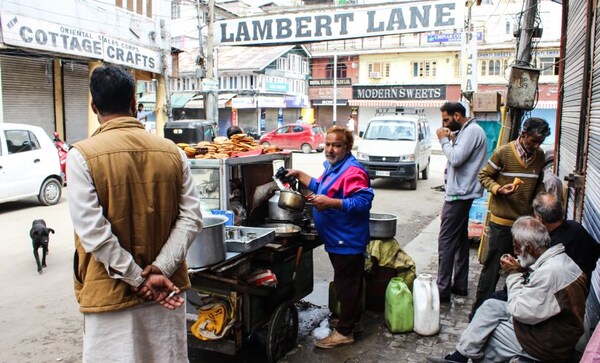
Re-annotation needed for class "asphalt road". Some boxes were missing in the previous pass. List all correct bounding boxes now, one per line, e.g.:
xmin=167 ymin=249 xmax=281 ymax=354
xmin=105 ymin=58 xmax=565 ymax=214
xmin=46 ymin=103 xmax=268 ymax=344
xmin=0 ymin=151 xmax=446 ymax=363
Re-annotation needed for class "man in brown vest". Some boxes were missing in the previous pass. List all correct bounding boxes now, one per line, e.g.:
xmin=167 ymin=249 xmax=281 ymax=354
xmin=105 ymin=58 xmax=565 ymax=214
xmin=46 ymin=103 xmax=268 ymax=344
xmin=67 ymin=65 xmax=203 ymax=361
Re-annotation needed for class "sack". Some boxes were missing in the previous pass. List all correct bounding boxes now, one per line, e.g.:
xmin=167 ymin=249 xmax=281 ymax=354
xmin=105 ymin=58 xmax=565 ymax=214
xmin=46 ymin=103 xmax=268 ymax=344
xmin=245 ymin=269 xmax=278 ymax=287
xmin=478 ymin=225 xmax=491 ymax=264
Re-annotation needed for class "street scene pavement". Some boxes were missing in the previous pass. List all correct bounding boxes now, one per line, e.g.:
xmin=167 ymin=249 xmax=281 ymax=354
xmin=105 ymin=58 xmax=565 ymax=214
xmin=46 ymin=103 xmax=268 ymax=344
xmin=0 ymin=152 xmax=486 ymax=362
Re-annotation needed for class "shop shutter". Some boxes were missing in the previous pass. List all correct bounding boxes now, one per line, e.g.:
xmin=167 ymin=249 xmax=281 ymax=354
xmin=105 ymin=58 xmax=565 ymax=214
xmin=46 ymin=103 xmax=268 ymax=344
xmin=582 ymin=0 xmax=600 ymax=240
xmin=558 ymin=0 xmax=590 ymax=218
xmin=0 ymin=55 xmax=55 ymax=134
xmin=63 ymin=62 xmax=90 ymax=143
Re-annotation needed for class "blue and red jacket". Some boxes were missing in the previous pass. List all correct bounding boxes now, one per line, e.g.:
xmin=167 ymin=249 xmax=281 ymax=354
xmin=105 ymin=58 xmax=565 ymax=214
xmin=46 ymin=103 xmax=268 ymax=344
xmin=308 ymin=154 xmax=374 ymax=255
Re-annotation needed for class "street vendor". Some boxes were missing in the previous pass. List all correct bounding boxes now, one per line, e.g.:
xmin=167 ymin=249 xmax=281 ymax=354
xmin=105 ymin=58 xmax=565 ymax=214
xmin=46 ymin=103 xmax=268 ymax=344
xmin=287 ymin=125 xmax=374 ymax=349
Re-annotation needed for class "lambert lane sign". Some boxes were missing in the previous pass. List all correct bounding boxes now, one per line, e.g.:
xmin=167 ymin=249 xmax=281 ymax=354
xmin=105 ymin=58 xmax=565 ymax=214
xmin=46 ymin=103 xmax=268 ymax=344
xmin=216 ymin=1 xmax=463 ymax=45
xmin=353 ymin=85 xmax=446 ymax=100
xmin=0 ymin=12 xmax=161 ymax=73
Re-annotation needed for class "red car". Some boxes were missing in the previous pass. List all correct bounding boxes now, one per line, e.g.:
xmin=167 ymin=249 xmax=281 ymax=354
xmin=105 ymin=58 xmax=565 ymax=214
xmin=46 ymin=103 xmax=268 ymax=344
xmin=260 ymin=124 xmax=326 ymax=153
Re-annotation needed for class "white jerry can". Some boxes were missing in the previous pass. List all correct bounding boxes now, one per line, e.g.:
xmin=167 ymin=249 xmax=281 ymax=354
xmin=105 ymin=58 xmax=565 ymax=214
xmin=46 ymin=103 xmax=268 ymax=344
xmin=412 ymin=273 xmax=440 ymax=336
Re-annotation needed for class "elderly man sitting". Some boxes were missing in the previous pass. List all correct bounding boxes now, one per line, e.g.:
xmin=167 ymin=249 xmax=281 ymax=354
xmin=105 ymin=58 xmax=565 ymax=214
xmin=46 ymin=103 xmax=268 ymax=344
xmin=428 ymin=216 xmax=587 ymax=363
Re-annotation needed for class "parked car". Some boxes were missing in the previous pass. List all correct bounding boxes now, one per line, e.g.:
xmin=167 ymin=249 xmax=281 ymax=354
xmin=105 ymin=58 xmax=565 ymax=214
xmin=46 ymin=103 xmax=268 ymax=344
xmin=0 ymin=123 xmax=63 ymax=205
xmin=356 ymin=112 xmax=432 ymax=190
xmin=259 ymin=124 xmax=325 ymax=153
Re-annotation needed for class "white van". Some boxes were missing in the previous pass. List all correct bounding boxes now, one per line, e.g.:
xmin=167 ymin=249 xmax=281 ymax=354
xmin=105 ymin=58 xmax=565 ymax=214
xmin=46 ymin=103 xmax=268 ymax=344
xmin=0 ymin=123 xmax=63 ymax=205
xmin=356 ymin=111 xmax=432 ymax=190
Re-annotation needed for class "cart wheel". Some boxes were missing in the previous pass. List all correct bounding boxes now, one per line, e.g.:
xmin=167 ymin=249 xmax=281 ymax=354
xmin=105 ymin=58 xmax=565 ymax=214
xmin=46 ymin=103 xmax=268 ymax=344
xmin=266 ymin=301 xmax=298 ymax=363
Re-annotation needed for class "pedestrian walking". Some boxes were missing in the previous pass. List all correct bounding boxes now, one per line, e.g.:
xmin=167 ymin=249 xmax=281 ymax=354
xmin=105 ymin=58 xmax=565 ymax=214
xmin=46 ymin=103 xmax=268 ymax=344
xmin=435 ymin=102 xmax=487 ymax=303
xmin=67 ymin=65 xmax=203 ymax=362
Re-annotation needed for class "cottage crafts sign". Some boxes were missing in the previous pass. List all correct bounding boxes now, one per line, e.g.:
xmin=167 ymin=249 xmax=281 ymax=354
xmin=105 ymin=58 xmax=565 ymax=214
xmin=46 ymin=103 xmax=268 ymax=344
xmin=216 ymin=1 xmax=463 ymax=45
xmin=0 ymin=12 xmax=161 ymax=73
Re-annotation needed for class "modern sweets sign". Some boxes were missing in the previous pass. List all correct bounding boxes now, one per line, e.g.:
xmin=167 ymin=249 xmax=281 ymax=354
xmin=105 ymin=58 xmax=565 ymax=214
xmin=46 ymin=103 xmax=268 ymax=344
xmin=353 ymin=85 xmax=446 ymax=100
xmin=216 ymin=1 xmax=463 ymax=45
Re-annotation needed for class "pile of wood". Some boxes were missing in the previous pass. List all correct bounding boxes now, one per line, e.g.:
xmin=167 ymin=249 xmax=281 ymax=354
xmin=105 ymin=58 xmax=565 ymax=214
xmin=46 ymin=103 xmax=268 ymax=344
xmin=177 ymin=134 xmax=281 ymax=159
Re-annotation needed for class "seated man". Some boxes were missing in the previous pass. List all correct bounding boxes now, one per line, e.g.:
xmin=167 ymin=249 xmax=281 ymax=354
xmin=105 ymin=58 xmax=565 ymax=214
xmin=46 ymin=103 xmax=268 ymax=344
xmin=428 ymin=216 xmax=587 ymax=363
xmin=226 ymin=125 xmax=244 ymax=139
xmin=533 ymin=192 xmax=600 ymax=282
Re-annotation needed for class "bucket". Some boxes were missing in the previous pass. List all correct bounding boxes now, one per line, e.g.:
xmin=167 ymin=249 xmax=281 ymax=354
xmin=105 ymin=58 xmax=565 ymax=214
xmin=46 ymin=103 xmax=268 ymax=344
xmin=384 ymin=277 xmax=413 ymax=333
xmin=413 ymin=273 xmax=440 ymax=336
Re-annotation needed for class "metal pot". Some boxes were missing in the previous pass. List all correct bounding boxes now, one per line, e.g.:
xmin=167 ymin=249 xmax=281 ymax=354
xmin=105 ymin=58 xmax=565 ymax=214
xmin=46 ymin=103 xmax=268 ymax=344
xmin=259 ymin=223 xmax=302 ymax=238
xmin=369 ymin=213 xmax=398 ymax=239
xmin=277 ymin=190 xmax=305 ymax=212
xmin=269 ymin=191 xmax=304 ymax=221
xmin=186 ymin=215 xmax=228 ymax=268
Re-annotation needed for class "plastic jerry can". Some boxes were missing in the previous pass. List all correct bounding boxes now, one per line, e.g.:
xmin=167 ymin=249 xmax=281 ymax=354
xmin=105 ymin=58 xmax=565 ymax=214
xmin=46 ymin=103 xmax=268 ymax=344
xmin=328 ymin=279 xmax=366 ymax=317
xmin=413 ymin=273 xmax=440 ymax=336
xmin=384 ymin=277 xmax=413 ymax=333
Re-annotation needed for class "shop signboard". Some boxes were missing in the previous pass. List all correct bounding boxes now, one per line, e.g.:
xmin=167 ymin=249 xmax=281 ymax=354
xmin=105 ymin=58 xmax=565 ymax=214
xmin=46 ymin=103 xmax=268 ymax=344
xmin=353 ymin=85 xmax=446 ymax=100
xmin=266 ymin=82 xmax=289 ymax=92
xmin=216 ymin=0 xmax=463 ymax=45
xmin=258 ymin=96 xmax=285 ymax=108
xmin=0 ymin=11 xmax=161 ymax=73
xmin=232 ymin=97 xmax=256 ymax=109
xmin=309 ymin=78 xmax=352 ymax=87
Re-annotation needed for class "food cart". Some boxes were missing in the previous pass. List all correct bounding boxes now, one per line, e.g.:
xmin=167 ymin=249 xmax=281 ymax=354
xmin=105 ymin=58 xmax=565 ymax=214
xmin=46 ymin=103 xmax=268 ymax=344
xmin=186 ymin=152 xmax=321 ymax=362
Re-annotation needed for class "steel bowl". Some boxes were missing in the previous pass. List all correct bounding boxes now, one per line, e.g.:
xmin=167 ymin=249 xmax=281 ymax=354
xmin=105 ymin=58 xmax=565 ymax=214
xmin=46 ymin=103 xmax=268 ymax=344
xmin=369 ymin=213 xmax=397 ymax=239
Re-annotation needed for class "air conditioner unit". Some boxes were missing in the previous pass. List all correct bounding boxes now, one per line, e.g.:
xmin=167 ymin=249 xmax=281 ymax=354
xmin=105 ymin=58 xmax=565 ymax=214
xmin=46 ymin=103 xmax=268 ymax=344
xmin=369 ymin=71 xmax=381 ymax=79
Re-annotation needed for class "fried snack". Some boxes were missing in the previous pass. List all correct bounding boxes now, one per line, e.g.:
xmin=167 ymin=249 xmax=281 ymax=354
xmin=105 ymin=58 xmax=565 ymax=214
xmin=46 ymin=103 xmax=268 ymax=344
xmin=264 ymin=145 xmax=282 ymax=153
xmin=183 ymin=146 xmax=197 ymax=158
xmin=513 ymin=177 xmax=524 ymax=186
xmin=213 ymin=136 xmax=228 ymax=144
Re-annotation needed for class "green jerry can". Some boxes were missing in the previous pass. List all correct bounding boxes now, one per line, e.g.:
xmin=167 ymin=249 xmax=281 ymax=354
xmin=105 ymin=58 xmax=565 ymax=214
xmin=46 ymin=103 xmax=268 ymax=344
xmin=385 ymin=277 xmax=414 ymax=333
xmin=328 ymin=279 xmax=366 ymax=317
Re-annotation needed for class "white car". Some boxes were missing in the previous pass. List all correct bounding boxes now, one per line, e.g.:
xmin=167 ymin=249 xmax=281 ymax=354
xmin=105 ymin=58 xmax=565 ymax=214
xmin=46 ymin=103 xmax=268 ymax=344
xmin=0 ymin=123 xmax=63 ymax=205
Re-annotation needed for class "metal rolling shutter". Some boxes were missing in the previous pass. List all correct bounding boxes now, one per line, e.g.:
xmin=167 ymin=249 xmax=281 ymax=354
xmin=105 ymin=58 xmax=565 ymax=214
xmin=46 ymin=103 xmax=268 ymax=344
xmin=0 ymin=55 xmax=55 ymax=134
xmin=63 ymin=62 xmax=89 ymax=143
xmin=558 ymin=0 xmax=590 ymax=218
xmin=582 ymin=0 xmax=600 ymax=240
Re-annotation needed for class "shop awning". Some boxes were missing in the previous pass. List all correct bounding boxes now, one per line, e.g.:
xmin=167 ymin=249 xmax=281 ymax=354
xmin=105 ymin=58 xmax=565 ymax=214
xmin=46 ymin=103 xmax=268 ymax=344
xmin=348 ymin=99 xmax=446 ymax=108
xmin=534 ymin=100 xmax=558 ymax=109
xmin=171 ymin=92 xmax=197 ymax=108
xmin=183 ymin=93 xmax=238 ymax=109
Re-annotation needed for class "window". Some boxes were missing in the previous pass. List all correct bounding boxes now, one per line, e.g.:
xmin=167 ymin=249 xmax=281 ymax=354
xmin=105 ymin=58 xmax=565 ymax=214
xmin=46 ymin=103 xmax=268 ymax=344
xmin=412 ymin=61 xmax=437 ymax=78
xmin=325 ymin=63 xmax=348 ymax=78
xmin=539 ymin=57 xmax=560 ymax=76
xmin=5 ymin=130 xmax=40 ymax=154
xmin=480 ymin=59 xmax=504 ymax=76
xmin=171 ymin=0 xmax=181 ymax=19
xmin=368 ymin=62 xmax=390 ymax=78
xmin=506 ymin=21 xmax=511 ymax=35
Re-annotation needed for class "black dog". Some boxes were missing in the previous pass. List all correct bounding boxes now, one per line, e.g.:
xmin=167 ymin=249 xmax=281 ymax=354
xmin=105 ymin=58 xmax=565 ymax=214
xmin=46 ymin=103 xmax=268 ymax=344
xmin=30 ymin=219 xmax=55 ymax=273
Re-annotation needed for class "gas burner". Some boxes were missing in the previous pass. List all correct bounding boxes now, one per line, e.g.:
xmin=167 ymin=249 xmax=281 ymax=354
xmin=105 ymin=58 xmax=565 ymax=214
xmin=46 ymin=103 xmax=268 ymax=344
xmin=264 ymin=217 xmax=310 ymax=229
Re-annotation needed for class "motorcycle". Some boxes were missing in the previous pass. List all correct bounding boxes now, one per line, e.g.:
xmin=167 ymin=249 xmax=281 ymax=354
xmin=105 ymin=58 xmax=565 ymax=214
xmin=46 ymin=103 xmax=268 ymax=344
xmin=53 ymin=131 xmax=69 ymax=184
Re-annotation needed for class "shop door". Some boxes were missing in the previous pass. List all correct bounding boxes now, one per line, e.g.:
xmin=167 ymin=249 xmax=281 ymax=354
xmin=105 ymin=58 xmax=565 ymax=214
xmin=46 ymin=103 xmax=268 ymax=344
xmin=558 ymin=0 xmax=592 ymax=220
xmin=63 ymin=62 xmax=90 ymax=143
xmin=0 ymin=55 xmax=55 ymax=133
xmin=582 ymin=0 xmax=600 ymax=239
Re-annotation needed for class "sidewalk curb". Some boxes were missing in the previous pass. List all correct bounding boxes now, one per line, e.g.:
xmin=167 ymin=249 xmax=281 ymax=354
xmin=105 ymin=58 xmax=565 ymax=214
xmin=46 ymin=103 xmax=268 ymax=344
xmin=403 ymin=216 xmax=441 ymax=274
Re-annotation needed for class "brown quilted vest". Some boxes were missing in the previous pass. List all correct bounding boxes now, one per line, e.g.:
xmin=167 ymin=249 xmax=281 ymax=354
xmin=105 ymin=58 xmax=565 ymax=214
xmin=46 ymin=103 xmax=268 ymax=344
xmin=72 ymin=117 xmax=191 ymax=313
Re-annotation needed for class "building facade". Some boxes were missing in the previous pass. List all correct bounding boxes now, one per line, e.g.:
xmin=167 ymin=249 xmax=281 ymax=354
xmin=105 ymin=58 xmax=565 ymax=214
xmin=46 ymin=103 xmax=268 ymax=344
xmin=0 ymin=0 xmax=172 ymax=142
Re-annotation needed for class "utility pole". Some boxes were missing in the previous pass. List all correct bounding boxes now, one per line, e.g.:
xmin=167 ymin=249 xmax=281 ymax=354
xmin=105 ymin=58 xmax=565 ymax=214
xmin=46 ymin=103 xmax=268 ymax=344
xmin=507 ymin=0 xmax=539 ymax=141
xmin=202 ymin=0 xmax=218 ymax=128
xmin=332 ymin=52 xmax=337 ymax=125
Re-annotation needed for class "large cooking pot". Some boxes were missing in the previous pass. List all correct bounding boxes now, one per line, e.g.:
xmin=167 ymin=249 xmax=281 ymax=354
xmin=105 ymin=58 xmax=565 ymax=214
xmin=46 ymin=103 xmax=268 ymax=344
xmin=269 ymin=191 xmax=304 ymax=221
xmin=186 ymin=215 xmax=228 ymax=268
xmin=278 ymin=190 xmax=305 ymax=211
xmin=369 ymin=213 xmax=397 ymax=239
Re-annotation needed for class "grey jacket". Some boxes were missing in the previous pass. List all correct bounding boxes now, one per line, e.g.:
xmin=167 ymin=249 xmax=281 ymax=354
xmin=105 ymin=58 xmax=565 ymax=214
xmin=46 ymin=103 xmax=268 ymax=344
xmin=439 ymin=118 xmax=488 ymax=201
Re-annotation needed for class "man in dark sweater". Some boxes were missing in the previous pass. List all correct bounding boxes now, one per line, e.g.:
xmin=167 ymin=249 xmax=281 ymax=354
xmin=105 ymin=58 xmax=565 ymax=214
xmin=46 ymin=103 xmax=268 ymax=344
xmin=474 ymin=117 xmax=550 ymax=310
xmin=533 ymin=192 xmax=600 ymax=280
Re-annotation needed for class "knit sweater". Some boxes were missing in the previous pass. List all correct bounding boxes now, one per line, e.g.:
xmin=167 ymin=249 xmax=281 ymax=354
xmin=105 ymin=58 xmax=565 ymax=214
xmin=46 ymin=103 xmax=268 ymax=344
xmin=478 ymin=141 xmax=545 ymax=225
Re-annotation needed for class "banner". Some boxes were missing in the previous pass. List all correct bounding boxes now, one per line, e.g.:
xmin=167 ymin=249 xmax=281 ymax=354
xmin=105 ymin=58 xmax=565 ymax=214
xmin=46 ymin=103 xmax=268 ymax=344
xmin=216 ymin=1 xmax=463 ymax=45
xmin=1 ymin=11 xmax=161 ymax=73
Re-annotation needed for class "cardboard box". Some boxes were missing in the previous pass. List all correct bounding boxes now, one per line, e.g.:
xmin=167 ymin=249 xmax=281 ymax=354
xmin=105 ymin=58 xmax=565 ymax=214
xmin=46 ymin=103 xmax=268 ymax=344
xmin=473 ymin=92 xmax=501 ymax=112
